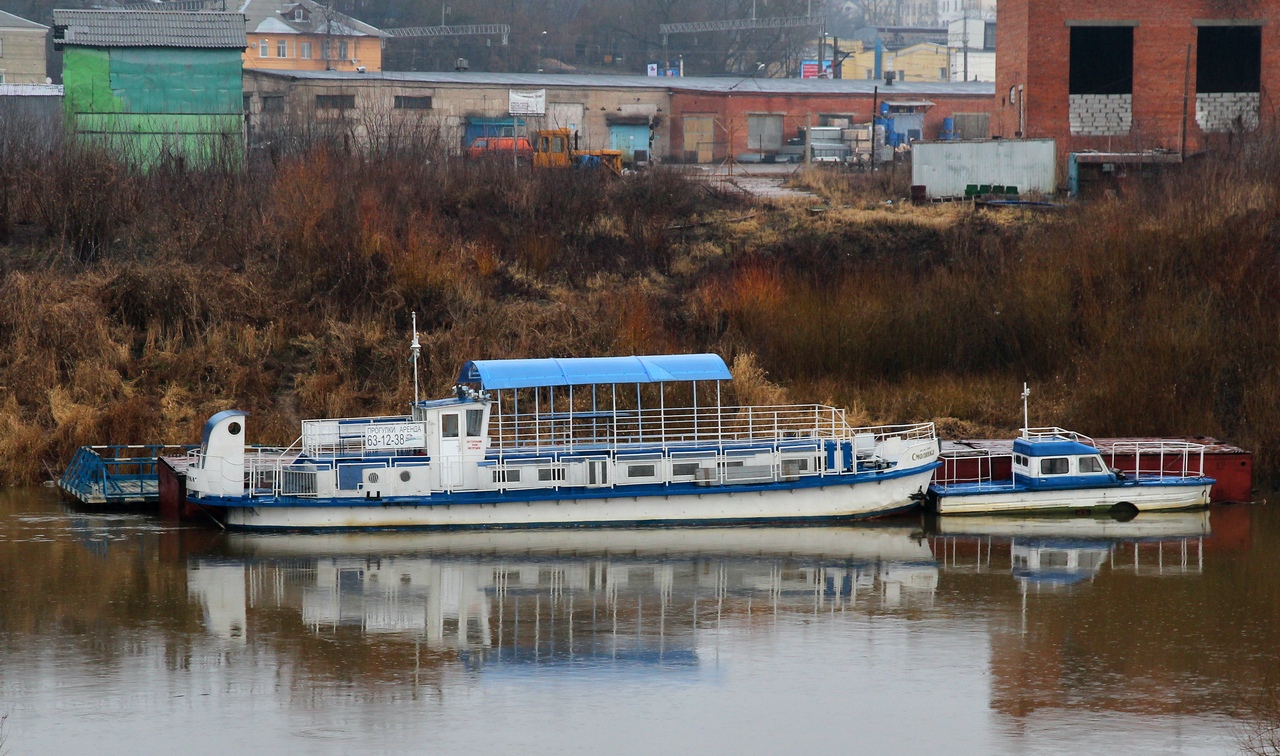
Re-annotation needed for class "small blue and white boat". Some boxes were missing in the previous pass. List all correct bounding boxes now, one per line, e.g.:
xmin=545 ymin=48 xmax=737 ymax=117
xmin=930 ymin=426 xmax=1214 ymax=516
xmin=184 ymin=347 xmax=940 ymax=530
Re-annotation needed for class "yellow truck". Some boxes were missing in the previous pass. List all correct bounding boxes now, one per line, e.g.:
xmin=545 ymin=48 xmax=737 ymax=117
xmin=533 ymin=128 xmax=623 ymax=175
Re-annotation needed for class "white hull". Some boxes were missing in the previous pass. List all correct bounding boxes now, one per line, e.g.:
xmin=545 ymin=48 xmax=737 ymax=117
xmin=935 ymin=481 xmax=1212 ymax=516
xmin=222 ymin=468 xmax=935 ymax=530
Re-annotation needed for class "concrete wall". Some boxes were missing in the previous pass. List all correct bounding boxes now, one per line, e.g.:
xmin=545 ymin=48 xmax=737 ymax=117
xmin=244 ymin=72 xmax=670 ymax=156
xmin=0 ymin=29 xmax=46 ymax=84
xmin=63 ymin=46 xmax=244 ymax=164
xmin=911 ymin=138 xmax=1056 ymax=197
xmin=995 ymin=0 xmax=1279 ymax=154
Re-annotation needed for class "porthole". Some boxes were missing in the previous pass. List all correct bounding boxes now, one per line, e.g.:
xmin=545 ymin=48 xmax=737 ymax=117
xmin=400 ymin=470 xmax=411 ymax=482
xmin=228 ymin=421 xmax=241 ymax=435
xmin=369 ymin=472 xmax=380 ymax=483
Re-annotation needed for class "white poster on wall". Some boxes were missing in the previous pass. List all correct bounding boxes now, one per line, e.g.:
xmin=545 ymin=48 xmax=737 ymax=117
xmin=647 ymin=63 xmax=659 ymax=77
xmin=508 ymin=89 xmax=546 ymax=116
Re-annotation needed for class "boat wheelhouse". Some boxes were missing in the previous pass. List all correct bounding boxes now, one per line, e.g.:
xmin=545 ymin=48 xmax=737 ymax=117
xmin=930 ymin=427 xmax=1214 ymax=516
xmin=183 ymin=354 xmax=941 ymax=530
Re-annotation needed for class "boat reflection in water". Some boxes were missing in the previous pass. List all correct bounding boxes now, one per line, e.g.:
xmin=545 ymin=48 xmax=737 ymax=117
xmin=933 ymin=510 xmax=1211 ymax=587
xmin=187 ymin=526 xmax=940 ymax=671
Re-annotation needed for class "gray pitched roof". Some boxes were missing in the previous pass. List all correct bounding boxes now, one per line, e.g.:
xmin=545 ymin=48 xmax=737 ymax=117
xmin=0 ymin=9 xmax=48 ymax=30
xmin=51 ymin=10 xmax=247 ymax=48
xmin=239 ymin=0 xmax=382 ymax=38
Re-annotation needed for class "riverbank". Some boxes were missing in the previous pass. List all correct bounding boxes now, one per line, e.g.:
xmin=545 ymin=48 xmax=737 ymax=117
xmin=0 ymin=132 xmax=1276 ymax=485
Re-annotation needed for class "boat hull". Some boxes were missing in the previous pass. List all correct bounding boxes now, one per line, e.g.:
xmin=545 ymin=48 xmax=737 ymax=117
xmin=213 ymin=467 xmax=937 ymax=530
xmin=932 ymin=480 xmax=1213 ymax=516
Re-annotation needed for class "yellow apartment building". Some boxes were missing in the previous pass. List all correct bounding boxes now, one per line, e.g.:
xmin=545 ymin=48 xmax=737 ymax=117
xmin=838 ymin=40 xmax=952 ymax=82
xmin=240 ymin=0 xmax=385 ymax=73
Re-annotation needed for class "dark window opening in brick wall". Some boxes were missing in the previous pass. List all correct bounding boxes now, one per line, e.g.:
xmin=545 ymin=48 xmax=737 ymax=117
xmin=394 ymin=96 xmax=433 ymax=110
xmin=316 ymin=94 xmax=356 ymax=110
xmin=1069 ymin=26 xmax=1134 ymax=95
xmin=1198 ymin=26 xmax=1261 ymax=93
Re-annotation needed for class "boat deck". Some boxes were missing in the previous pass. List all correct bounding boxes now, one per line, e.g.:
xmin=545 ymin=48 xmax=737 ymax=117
xmin=939 ymin=437 xmax=1251 ymax=503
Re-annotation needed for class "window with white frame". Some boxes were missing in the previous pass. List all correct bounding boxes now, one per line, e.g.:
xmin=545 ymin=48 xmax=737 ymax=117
xmin=300 ymin=41 xmax=311 ymax=59
xmin=259 ymin=39 xmax=268 ymax=57
xmin=277 ymin=39 xmax=287 ymax=57
xmin=338 ymin=40 xmax=349 ymax=59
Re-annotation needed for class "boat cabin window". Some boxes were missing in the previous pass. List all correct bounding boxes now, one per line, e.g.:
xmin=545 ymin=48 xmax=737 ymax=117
xmin=466 ymin=409 xmax=484 ymax=437
xmin=442 ymin=414 xmax=460 ymax=438
xmin=1040 ymin=457 xmax=1069 ymax=475
xmin=1014 ymin=453 xmax=1028 ymax=467
xmin=1078 ymin=456 xmax=1104 ymax=473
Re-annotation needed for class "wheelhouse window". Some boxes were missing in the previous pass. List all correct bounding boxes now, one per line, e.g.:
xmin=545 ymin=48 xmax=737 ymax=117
xmin=442 ymin=414 xmax=459 ymax=438
xmin=1014 ymin=453 xmax=1029 ymax=467
xmin=1078 ymin=456 xmax=1104 ymax=473
xmin=1040 ymin=457 xmax=1069 ymax=475
xmin=466 ymin=409 xmax=483 ymax=437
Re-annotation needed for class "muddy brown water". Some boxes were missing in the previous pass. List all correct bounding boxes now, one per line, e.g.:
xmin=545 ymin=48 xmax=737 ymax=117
xmin=0 ymin=487 xmax=1277 ymax=754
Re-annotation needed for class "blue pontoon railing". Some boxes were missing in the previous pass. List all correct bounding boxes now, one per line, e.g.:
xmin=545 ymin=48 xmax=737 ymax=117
xmin=59 ymin=444 xmax=197 ymax=505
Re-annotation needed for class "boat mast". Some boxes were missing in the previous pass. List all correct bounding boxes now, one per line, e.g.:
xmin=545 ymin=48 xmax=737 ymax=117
xmin=1021 ymin=382 xmax=1030 ymax=438
xmin=411 ymin=312 xmax=421 ymax=405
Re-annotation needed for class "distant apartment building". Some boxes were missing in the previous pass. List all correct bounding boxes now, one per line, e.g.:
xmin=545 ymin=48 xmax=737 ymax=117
xmin=0 ymin=10 xmax=49 ymax=84
xmin=839 ymin=40 xmax=950 ymax=82
xmin=936 ymin=0 xmax=995 ymax=25
xmin=240 ymin=0 xmax=386 ymax=73
xmin=948 ymin=18 xmax=995 ymax=82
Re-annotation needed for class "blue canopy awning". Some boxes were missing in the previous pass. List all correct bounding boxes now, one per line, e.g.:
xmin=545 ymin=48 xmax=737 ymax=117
xmin=457 ymin=354 xmax=732 ymax=390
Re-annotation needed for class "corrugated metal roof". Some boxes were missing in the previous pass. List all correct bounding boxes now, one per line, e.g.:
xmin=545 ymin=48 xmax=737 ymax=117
xmin=51 ymin=10 xmax=248 ymax=48
xmin=457 ymin=354 xmax=733 ymax=389
xmin=249 ymin=69 xmax=995 ymax=96
xmin=0 ymin=9 xmax=48 ymax=30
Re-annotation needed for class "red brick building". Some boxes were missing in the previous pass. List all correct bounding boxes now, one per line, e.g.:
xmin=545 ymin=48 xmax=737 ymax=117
xmin=995 ymin=0 xmax=1277 ymax=154
xmin=668 ymin=79 xmax=994 ymax=163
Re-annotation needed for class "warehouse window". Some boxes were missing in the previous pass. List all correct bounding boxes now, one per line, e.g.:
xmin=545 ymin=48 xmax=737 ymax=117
xmin=1069 ymin=26 xmax=1133 ymax=95
xmin=394 ymin=95 xmax=433 ymax=110
xmin=1197 ymin=26 xmax=1261 ymax=93
xmin=262 ymin=95 xmax=284 ymax=113
xmin=315 ymin=94 xmax=355 ymax=110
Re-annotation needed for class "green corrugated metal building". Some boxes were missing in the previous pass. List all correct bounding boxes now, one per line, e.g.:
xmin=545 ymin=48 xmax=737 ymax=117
xmin=52 ymin=10 xmax=247 ymax=164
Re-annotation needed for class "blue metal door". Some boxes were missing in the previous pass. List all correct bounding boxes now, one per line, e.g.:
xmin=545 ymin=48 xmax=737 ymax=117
xmin=609 ymin=123 xmax=649 ymax=163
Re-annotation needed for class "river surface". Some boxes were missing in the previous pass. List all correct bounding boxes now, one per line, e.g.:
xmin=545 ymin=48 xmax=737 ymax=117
xmin=1 ymin=487 xmax=1277 ymax=754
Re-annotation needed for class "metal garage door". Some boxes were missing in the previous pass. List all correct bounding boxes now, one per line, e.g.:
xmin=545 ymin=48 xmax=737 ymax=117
xmin=746 ymin=114 xmax=783 ymax=152
xmin=682 ymin=116 xmax=714 ymax=163
xmin=545 ymin=103 xmax=584 ymax=139
xmin=609 ymin=123 xmax=650 ymax=163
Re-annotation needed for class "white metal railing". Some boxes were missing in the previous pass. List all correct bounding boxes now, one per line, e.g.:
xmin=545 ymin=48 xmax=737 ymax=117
xmin=489 ymin=403 xmax=933 ymax=454
xmin=1022 ymin=427 xmax=1097 ymax=446
xmin=301 ymin=415 xmax=416 ymax=457
xmin=1106 ymin=440 xmax=1208 ymax=481
xmin=934 ymin=449 xmax=1016 ymax=489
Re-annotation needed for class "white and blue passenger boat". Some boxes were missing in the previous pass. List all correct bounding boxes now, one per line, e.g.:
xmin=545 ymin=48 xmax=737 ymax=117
xmin=184 ymin=351 xmax=940 ymax=530
xmin=930 ymin=427 xmax=1214 ymax=516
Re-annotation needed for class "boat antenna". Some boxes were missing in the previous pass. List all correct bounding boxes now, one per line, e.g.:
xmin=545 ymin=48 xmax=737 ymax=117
xmin=1021 ymin=382 xmax=1030 ymax=438
xmin=410 ymin=312 xmax=421 ymax=405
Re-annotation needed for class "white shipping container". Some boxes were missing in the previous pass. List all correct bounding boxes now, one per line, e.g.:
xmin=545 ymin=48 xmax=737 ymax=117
xmin=911 ymin=139 xmax=1057 ymax=198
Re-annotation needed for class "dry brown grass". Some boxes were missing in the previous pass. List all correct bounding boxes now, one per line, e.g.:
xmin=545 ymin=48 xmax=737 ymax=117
xmin=2 ymin=127 xmax=1280 ymax=486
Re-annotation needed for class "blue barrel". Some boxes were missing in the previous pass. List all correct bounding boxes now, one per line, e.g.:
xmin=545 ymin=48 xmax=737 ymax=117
xmin=941 ymin=117 xmax=956 ymax=140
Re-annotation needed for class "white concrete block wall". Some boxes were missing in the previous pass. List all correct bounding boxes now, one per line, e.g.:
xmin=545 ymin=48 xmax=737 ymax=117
xmin=1068 ymin=93 xmax=1132 ymax=136
xmin=1196 ymin=91 xmax=1260 ymax=133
